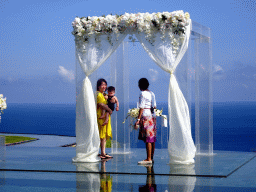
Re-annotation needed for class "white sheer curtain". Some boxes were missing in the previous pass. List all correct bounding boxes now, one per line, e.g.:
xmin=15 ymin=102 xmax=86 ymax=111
xmin=75 ymin=163 xmax=100 ymax=191
xmin=72 ymin=33 xmax=126 ymax=163
xmin=168 ymin=164 xmax=196 ymax=192
xmin=135 ymin=19 xmax=196 ymax=164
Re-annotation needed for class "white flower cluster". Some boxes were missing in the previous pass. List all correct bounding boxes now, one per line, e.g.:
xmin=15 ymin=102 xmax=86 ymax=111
xmin=123 ymin=107 xmax=165 ymax=124
xmin=72 ymin=10 xmax=190 ymax=53
xmin=123 ymin=108 xmax=139 ymax=124
xmin=0 ymin=94 xmax=7 ymax=113
xmin=154 ymin=109 xmax=163 ymax=117
xmin=127 ymin=108 xmax=140 ymax=119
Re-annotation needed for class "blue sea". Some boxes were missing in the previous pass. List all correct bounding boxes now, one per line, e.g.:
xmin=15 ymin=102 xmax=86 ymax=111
xmin=0 ymin=102 xmax=256 ymax=152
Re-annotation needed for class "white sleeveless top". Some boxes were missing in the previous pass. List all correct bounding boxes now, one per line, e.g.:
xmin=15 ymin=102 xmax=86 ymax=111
xmin=138 ymin=90 xmax=156 ymax=117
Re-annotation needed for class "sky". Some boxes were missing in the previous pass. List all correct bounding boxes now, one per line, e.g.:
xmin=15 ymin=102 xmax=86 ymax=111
xmin=0 ymin=0 xmax=255 ymax=103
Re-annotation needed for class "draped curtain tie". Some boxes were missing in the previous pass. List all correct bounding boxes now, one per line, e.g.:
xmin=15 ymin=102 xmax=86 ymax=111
xmin=169 ymin=70 xmax=174 ymax=75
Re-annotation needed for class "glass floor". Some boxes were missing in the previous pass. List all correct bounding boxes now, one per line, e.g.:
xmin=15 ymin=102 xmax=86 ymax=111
xmin=0 ymin=146 xmax=256 ymax=191
xmin=0 ymin=171 xmax=256 ymax=192
xmin=1 ymin=147 xmax=255 ymax=177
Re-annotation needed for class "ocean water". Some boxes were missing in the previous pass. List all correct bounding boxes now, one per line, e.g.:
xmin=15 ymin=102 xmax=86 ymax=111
xmin=0 ymin=102 xmax=256 ymax=152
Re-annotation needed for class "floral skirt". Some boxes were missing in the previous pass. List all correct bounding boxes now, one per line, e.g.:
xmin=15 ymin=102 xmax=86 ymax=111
xmin=138 ymin=116 xmax=156 ymax=143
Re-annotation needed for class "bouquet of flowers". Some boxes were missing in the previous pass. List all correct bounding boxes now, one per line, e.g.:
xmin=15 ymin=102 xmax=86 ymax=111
xmin=123 ymin=108 xmax=166 ymax=124
xmin=0 ymin=94 xmax=7 ymax=113
xmin=123 ymin=108 xmax=140 ymax=124
xmin=154 ymin=108 xmax=164 ymax=117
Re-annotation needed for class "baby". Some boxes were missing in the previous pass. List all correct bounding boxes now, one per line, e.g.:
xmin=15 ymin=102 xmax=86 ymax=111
xmin=100 ymin=86 xmax=119 ymax=126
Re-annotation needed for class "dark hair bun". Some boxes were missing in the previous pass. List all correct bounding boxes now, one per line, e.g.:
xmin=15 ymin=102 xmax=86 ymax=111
xmin=138 ymin=78 xmax=149 ymax=90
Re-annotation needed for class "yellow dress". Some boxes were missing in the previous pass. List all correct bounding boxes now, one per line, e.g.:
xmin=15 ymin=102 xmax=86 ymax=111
xmin=100 ymin=175 xmax=112 ymax=192
xmin=97 ymin=91 xmax=112 ymax=140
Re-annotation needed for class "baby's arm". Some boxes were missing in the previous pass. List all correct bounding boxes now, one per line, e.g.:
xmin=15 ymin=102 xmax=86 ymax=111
xmin=115 ymin=96 xmax=119 ymax=111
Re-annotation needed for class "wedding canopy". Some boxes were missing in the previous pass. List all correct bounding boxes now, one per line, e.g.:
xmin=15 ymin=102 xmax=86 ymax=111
xmin=72 ymin=11 xmax=196 ymax=164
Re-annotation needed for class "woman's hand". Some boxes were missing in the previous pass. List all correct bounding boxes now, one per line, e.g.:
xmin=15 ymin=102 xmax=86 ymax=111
xmin=110 ymin=97 xmax=115 ymax=103
xmin=134 ymin=108 xmax=143 ymax=130
xmin=134 ymin=119 xmax=140 ymax=130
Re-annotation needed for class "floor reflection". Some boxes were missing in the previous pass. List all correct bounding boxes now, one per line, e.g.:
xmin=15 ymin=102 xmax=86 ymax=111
xmin=0 ymin=151 xmax=5 ymax=188
xmin=75 ymin=159 xmax=113 ymax=192
xmin=168 ymin=164 xmax=196 ymax=192
xmin=138 ymin=165 xmax=157 ymax=192
xmin=100 ymin=159 xmax=113 ymax=192
xmin=75 ymin=162 xmax=100 ymax=192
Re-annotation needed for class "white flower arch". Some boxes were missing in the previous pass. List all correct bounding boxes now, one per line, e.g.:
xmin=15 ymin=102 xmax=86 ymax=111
xmin=72 ymin=10 xmax=196 ymax=164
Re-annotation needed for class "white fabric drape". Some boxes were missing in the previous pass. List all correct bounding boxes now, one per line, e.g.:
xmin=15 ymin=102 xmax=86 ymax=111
xmin=75 ymin=163 xmax=100 ymax=191
xmin=135 ymin=19 xmax=196 ymax=164
xmin=168 ymin=164 xmax=196 ymax=192
xmin=72 ymin=33 xmax=126 ymax=163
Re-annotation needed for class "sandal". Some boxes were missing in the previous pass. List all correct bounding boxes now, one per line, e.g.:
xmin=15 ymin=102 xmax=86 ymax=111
xmin=104 ymin=154 xmax=113 ymax=159
xmin=99 ymin=155 xmax=107 ymax=159
xmin=138 ymin=160 xmax=152 ymax=164
xmin=138 ymin=164 xmax=153 ymax=167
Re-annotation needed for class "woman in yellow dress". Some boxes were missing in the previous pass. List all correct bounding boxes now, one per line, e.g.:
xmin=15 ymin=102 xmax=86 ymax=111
xmin=96 ymin=78 xmax=113 ymax=159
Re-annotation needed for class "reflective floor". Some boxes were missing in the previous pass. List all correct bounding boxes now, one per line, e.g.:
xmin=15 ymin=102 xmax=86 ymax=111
xmin=1 ymin=146 xmax=255 ymax=177
xmin=1 ymin=167 xmax=256 ymax=192
xmin=0 ymin=135 xmax=256 ymax=191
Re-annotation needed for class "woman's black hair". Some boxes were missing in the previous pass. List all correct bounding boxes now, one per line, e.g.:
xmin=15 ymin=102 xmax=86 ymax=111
xmin=138 ymin=78 xmax=149 ymax=90
xmin=97 ymin=78 xmax=107 ymax=91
